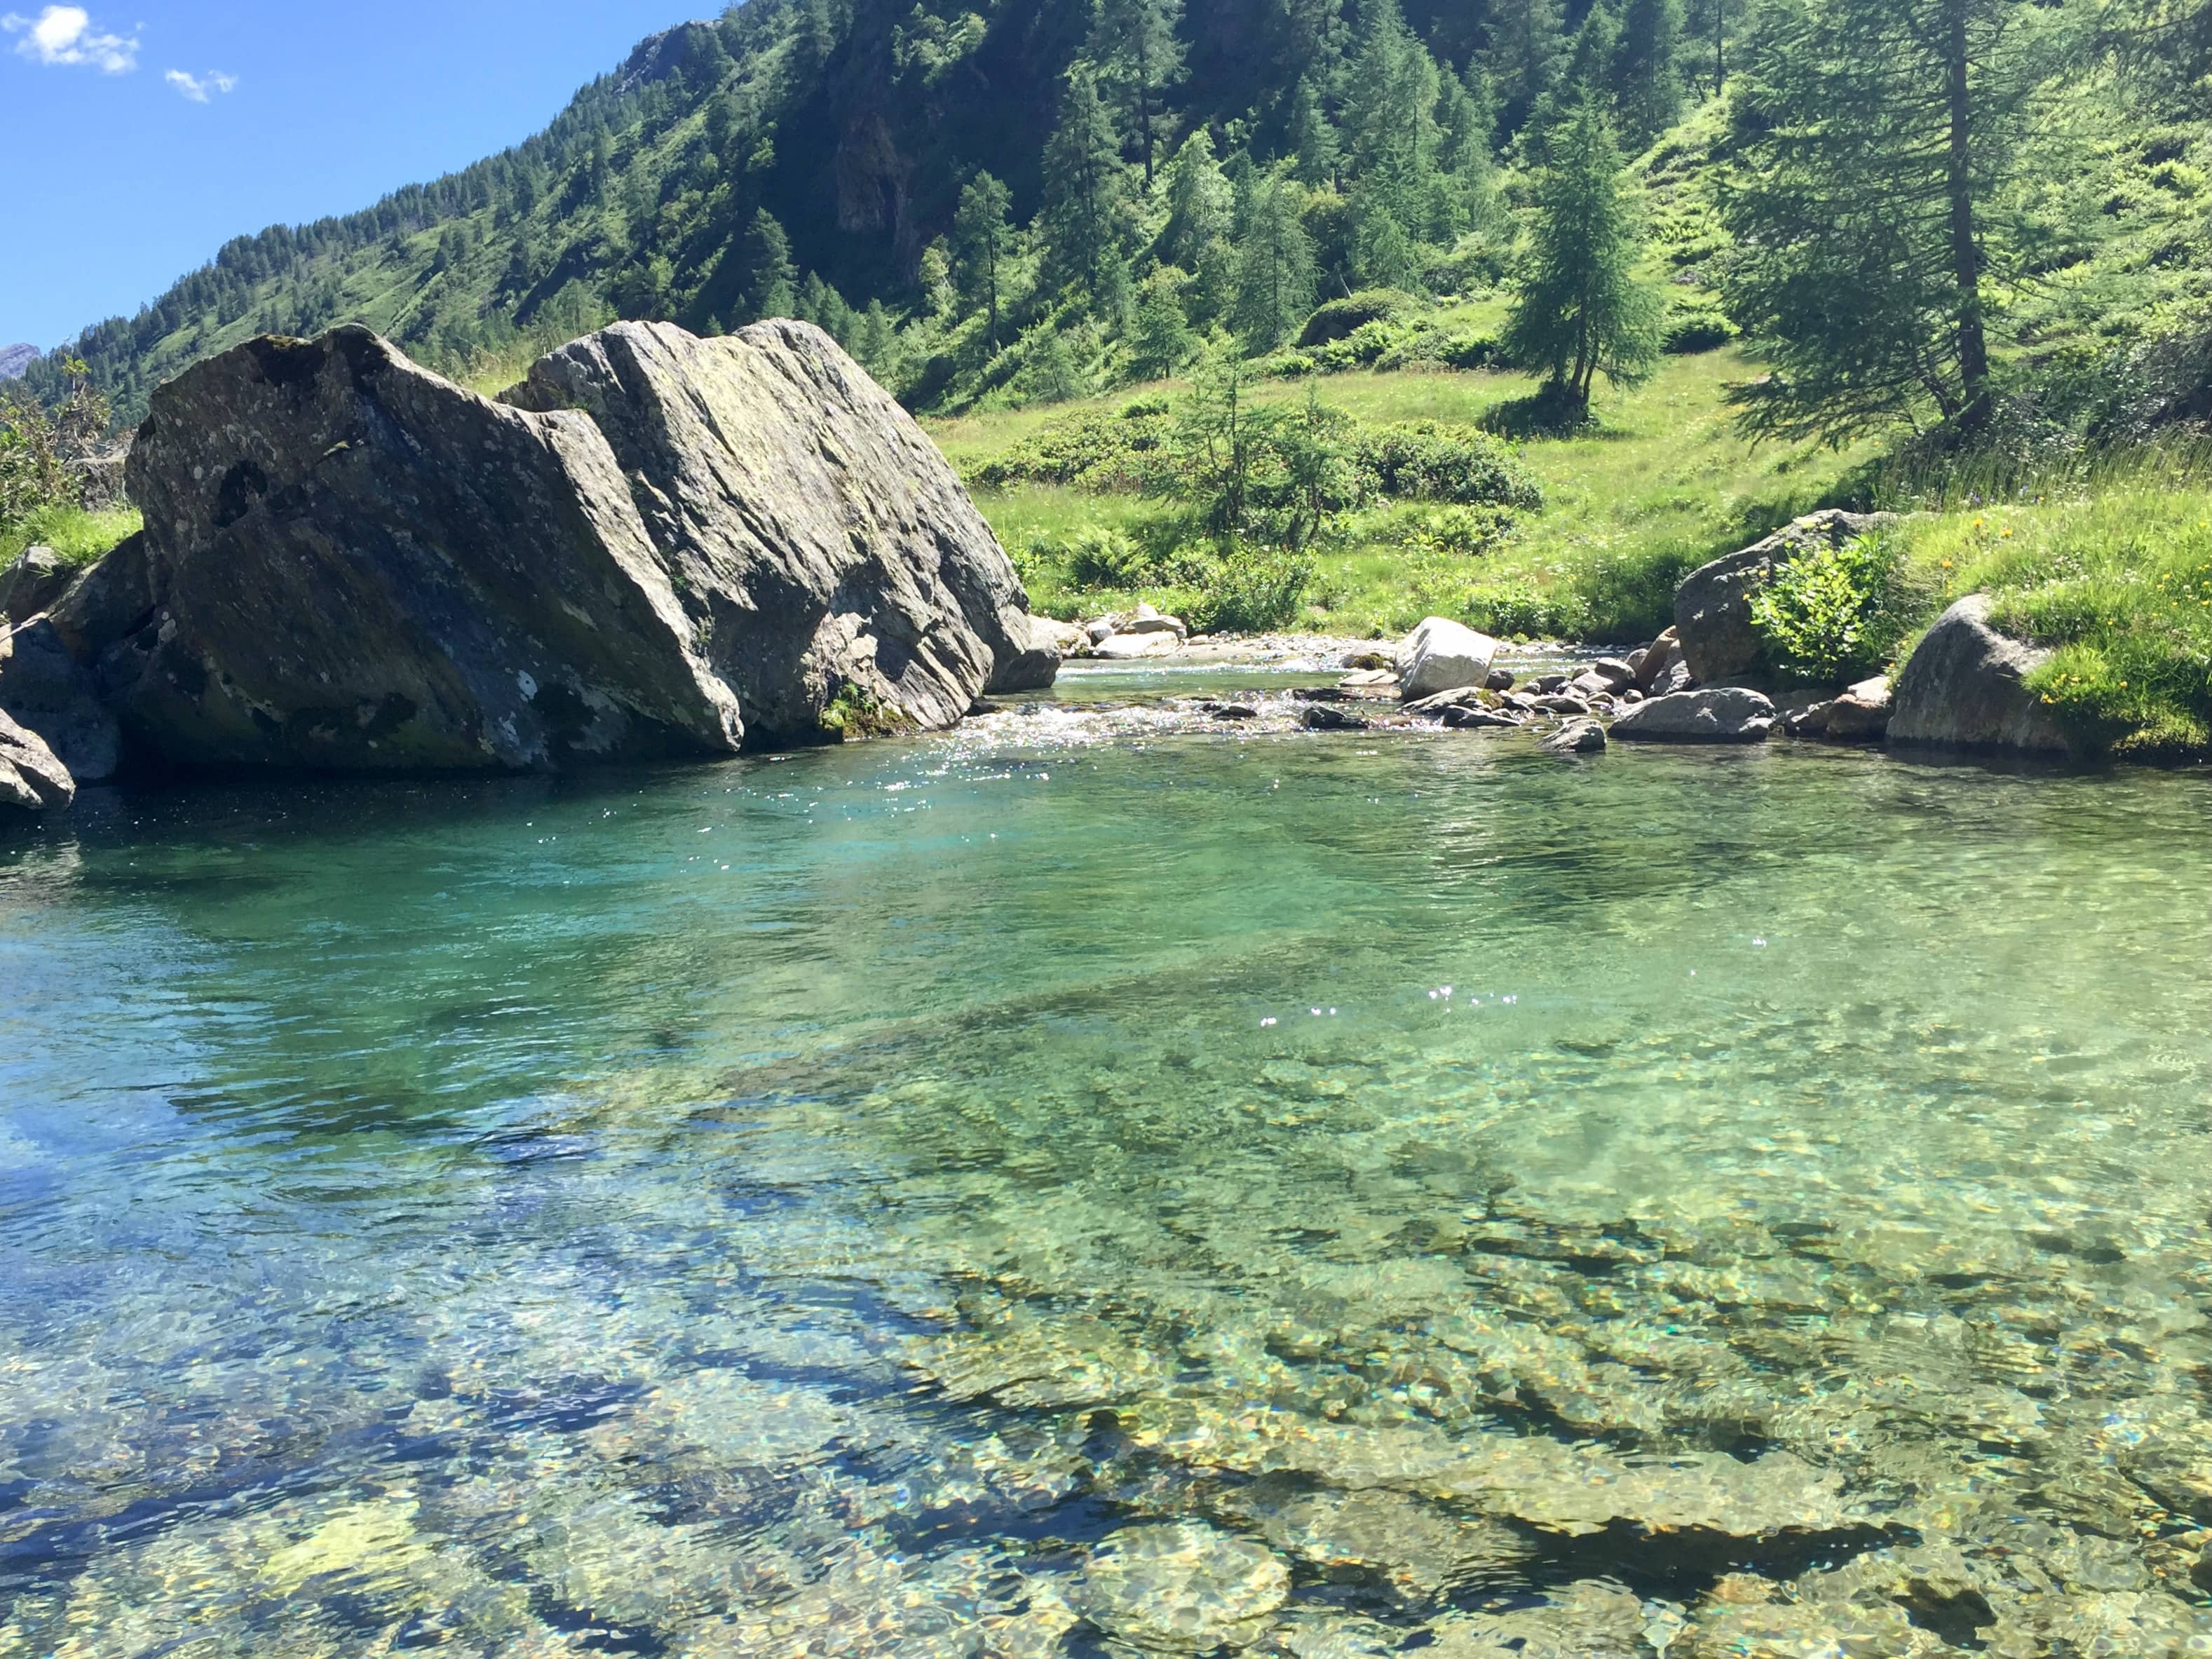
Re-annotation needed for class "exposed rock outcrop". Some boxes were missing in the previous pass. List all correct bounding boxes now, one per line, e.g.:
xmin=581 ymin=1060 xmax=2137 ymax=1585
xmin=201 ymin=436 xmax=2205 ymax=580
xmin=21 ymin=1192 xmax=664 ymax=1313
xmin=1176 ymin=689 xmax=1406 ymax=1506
xmin=1611 ymin=686 xmax=1777 ymax=743
xmin=1675 ymin=510 xmax=1894 ymax=682
xmin=1887 ymin=595 xmax=2068 ymax=753
xmin=57 ymin=320 xmax=1050 ymax=774
xmin=0 ymin=707 xmax=74 ymax=812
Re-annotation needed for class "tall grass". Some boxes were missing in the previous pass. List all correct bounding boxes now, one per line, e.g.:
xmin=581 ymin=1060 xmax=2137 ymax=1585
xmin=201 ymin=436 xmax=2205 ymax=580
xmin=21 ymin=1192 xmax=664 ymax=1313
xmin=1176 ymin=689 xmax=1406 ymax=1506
xmin=1 ymin=503 xmax=142 ymax=571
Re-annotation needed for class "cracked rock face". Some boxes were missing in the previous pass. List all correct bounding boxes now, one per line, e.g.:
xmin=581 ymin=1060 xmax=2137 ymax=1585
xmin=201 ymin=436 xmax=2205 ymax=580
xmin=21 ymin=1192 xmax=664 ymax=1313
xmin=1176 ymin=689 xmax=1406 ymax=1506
xmin=88 ymin=320 xmax=1048 ymax=773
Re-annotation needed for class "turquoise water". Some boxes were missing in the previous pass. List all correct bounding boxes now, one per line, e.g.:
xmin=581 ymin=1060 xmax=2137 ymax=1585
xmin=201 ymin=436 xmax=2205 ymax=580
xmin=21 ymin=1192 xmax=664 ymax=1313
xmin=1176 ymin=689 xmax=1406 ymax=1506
xmin=2 ymin=686 xmax=2208 ymax=1657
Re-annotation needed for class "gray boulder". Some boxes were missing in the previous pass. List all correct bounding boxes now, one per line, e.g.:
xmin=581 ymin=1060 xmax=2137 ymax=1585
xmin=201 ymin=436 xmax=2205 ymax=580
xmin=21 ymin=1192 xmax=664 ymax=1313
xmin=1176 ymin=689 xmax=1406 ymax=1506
xmin=0 ymin=707 xmax=74 ymax=812
xmin=0 ymin=546 xmax=74 ymax=625
xmin=0 ymin=618 xmax=121 ymax=780
xmin=1676 ymin=510 xmax=1894 ymax=682
xmin=1632 ymin=627 xmax=1680 ymax=690
xmin=504 ymin=319 xmax=1054 ymax=720
xmin=1398 ymin=616 xmax=1499 ymax=699
xmin=1611 ymin=686 xmax=1777 ymax=743
xmin=1540 ymin=717 xmax=1607 ymax=754
xmin=1887 ymin=595 xmax=2067 ymax=753
xmin=81 ymin=321 xmax=1047 ymax=771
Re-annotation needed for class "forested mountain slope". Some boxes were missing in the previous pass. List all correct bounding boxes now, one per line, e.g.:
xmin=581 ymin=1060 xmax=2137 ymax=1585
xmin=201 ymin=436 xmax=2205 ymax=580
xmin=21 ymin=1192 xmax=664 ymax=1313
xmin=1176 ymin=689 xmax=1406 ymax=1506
xmin=20 ymin=0 xmax=2209 ymax=441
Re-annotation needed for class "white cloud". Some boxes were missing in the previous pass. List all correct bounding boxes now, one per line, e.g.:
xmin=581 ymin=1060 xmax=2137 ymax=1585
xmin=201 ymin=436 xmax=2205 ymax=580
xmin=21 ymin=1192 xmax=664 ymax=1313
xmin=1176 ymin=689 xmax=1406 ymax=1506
xmin=165 ymin=67 xmax=236 ymax=102
xmin=2 ymin=6 xmax=140 ymax=73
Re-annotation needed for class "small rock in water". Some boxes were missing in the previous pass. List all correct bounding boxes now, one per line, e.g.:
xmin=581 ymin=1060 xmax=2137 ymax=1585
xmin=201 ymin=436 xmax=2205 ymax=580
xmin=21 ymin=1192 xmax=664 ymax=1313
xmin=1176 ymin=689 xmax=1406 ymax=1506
xmin=1485 ymin=667 xmax=1516 ymax=691
xmin=1302 ymin=703 xmax=1369 ymax=731
xmin=1443 ymin=706 xmax=1521 ymax=729
xmin=1212 ymin=703 xmax=1259 ymax=720
xmin=1541 ymin=718 xmax=1606 ymax=754
xmin=1075 ymin=1522 xmax=1290 ymax=1653
xmin=1293 ymin=686 xmax=1355 ymax=702
xmin=1530 ymin=693 xmax=1590 ymax=715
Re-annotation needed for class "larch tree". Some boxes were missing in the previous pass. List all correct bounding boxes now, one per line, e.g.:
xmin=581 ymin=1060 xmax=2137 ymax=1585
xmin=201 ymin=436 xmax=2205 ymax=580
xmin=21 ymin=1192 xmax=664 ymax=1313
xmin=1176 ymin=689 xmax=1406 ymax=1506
xmin=1341 ymin=0 xmax=1441 ymax=236
xmin=1484 ymin=0 xmax=1569 ymax=135
xmin=1040 ymin=65 xmax=1133 ymax=318
xmin=1233 ymin=172 xmax=1318 ymax=349
xmin=952 ymin=170 xmax=1017 ymax=353
xmin=1717 ymin=0 xmax=2064 ymax=440
xmin=742 ymin=208 xmax=797 ymax=320
xmin=1609 ymin=0 xmax=1685 ymax=146
xmin=1284 ymin=75 xmax=1342 ymax=187
xmin=1089 ymin=0 xmax=1187 ymax=183
xmin=1502 ymin=100 xmax=1662 ymax=407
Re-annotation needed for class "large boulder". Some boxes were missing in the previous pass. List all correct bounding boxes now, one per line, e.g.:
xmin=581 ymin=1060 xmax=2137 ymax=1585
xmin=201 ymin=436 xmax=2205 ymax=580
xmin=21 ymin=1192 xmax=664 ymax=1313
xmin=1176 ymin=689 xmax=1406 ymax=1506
xmin=0 ymin=707 xmax=74 ymax=813
xmin=0 ymin=546 xmax=74 ymax=625
xmin=1398 ymin=616 xmax=1500 ymax=700
xmin=1675 ymin=510 xmax=1894 ymax=682
xmin=0 ymin=617 xmax=121 ymax=780
xmin=1610 ymin=686 xmax=1777 ymax=743
xmin=1886 ymin=594 xmax=2067 ymax=753
xmin=506 ymin=320 xmax=1052 ymax=722
xmin=86 ymin=321 xmax=1048 ymax=772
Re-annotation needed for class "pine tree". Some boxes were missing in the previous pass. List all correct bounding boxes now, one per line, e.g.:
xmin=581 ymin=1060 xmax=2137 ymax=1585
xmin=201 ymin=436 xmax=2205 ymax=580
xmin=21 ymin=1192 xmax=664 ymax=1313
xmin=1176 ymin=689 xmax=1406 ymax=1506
xmin=1434 ymin=67 xmax=1501 ymax=236
xmin=742 ymin=208 xmax=797 ymax=320
xmin=1128 ymin=266 xmax=1199 ymax=379
xmin=952 ymin=170 xmax=1017 ymax=352
xmin=1233 ymin=173 xmax=1318 ymax=349
xmin=1502 ymin=101 xmax=1662 ymax=407
xmin=1088 ymin=0 xmax=1186 ymax=183
xmin=1485 ymin=0 xmax=1569 ymax=135
xmin=1352 ymin=191 xmax=1423 ymax=289
xmin=1609 ymin=0 xmax=1685 ymax=147
xmin=1039 ymin=65 xmax=1132 ymax=316
xmin=1563 ymin=2 xmax=1621 ymax=98
xmin=1717 ymin=0 xmax=2063 ymax=439
xmin=1158 ymin=130 xmax=1233 ymax=272
xmin=1341 ymin=0 xmax=1441 ymax=233
xmin=1285 ymin=76 xmax=1341 ymax=187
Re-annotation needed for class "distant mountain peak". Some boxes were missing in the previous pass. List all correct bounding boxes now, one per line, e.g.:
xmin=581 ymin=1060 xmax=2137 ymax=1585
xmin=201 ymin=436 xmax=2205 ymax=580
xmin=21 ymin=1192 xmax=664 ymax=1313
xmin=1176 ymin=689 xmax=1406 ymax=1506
xmin=0 ymin=344 xmax=36 ymax=381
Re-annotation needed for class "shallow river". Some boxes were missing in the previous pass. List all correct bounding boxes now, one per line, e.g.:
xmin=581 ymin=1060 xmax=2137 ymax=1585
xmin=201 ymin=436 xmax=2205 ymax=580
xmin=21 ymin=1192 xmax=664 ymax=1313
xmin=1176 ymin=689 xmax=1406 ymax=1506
xmin=2 ymin=671 xmax=2208 ymax=1658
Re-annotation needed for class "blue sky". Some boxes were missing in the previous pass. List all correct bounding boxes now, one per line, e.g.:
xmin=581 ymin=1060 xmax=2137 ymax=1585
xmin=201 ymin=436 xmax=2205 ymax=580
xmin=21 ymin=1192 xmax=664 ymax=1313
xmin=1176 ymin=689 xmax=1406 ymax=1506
xmin=1 ymin=1 xmax=706 ymax=351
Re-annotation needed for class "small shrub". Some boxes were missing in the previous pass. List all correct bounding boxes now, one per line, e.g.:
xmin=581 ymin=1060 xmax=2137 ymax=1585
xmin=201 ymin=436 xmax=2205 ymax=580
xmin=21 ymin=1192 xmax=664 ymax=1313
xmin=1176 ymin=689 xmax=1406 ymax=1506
xmin=1749 ymin=534 xmax=1908 ymax=682
xmin=1120 ymin=392 xmax=1172 ymax=419
xmin=1437 ymin=333 xmax=1500 ymax=371
xmin=1064 ymin=524 xmax=1154 ymax=590
xmin=1394 ymin=503 xmax=1518 ymax=559
xmin=1296 ymin=288 xmax=1420 ymax=347
xmin=1351 ymin=421 xmax=1545 ymax=510
xmin=970 ymin=409 xmax=1171 ymax=490
xmin=1662 ymin=309 xmax=1739 ymax=354
xmin=1185 ymin=547 xmax=1315 ymax=632
xmin=1254 ymin=350 xmax=1319 ymax=379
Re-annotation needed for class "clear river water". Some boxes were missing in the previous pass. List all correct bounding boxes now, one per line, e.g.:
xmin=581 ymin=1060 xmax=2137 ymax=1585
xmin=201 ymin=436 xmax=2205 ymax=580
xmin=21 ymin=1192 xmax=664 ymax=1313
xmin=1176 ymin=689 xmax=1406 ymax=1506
xmin=2 ymin=666 xmax=2208 ymax=1658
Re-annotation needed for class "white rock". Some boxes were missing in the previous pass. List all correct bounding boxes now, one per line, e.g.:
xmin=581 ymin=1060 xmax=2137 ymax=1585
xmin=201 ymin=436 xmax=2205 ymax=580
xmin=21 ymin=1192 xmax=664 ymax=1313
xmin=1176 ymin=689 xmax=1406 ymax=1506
xmin=1397 ymin=617 xmax=1500 ymax=700
xmin=1092 ymin=628 xmax=1184 ymax=660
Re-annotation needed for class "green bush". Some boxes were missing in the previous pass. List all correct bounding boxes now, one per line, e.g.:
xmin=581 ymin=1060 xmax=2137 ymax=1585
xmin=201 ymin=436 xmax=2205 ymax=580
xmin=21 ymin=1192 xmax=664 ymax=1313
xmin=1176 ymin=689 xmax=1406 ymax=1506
xmin=1436 ymin=333 xmax=1501 ymax=370
xmin=1184 ymin=547 xmax=1316 ymax=632
xmin=1662 ymin=309 xmax=1739 ymax=354
xmin=1064 ymin=524 xmax=1153 ymax=589
xmin=1394 ymin=503 xmax=1518 ymax=558
xmin=970 ymin=409 xmax=1171 ymax=490
xmin=1350 ymin=421 xmax=1545 ymax=510
xmin=1296 ymin=289 xmax=1420 ymax=347
xmin=1749 ymin=534 xmax=1912 ymax=682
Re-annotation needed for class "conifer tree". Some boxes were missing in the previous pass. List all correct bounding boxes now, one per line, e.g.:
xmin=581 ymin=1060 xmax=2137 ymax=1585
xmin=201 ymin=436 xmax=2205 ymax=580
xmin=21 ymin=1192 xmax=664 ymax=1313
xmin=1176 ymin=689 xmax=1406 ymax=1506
xmin=1502 ymin=101 xmax=1662 ymax=407
xmin=742 ymin=208 xmax=797 ymax=320
xmin=1233 ymin=172 xmax=1318 ymax=349
xmin=1128 ymin=266 xmax=1199 ymax=378
xmin=1158 ymin=130 xmax=1233 ymax=274
xmin=952 ymin=170 xmax=1017 ymax=352
xmin=1717 ymin=0 xmax=2061 ymax=439
xmin=1609 ymin=0 xmax=1685 ymax=147
xmin=1039 ymin=65 xmax=1132 ymax=318
xmin=1563 ymin=2 xmax=1621 ymax=98
xmin=1434 ymin=68 xmax=1501 ymax=236
xmin=1285 ymin=76 xmax=1342 ymax=187
xmin=1088 ymin=0 xmax=1186 ymax=183
xmin=1484 ymin=0 xmax=1569 ymax=135
xmin=1342 ymin=0 xmax=1441 ymax=232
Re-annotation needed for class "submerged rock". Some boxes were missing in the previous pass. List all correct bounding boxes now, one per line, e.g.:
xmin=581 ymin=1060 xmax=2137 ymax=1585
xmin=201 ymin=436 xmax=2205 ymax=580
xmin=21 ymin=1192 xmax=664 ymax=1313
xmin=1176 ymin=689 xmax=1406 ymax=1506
xmin=0 ymin=705 xmax=74 ymax=812
xmin=77 ymin=320 xmax=1048 ymax=771
xmin=1611 ymin=687 xmax=1777 ymax=743
xmin=1076 ymin=1523 xmax=1290 ymax=1652
xmin=1540 ymin=717 xmax=1607 ymax=754
xmin=1887 ymin=595 xmax=2068 ymax=754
